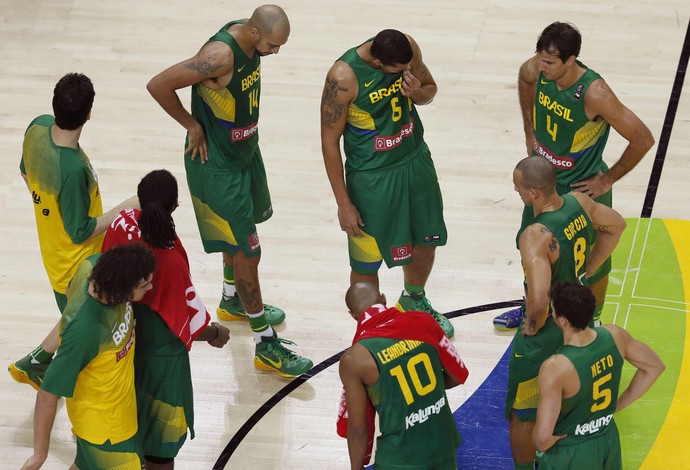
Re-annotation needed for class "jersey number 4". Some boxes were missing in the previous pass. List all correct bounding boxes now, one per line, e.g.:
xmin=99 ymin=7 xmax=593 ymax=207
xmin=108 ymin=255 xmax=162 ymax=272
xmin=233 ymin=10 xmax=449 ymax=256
xmin=389 ymin=352 xmax=437 ymax=405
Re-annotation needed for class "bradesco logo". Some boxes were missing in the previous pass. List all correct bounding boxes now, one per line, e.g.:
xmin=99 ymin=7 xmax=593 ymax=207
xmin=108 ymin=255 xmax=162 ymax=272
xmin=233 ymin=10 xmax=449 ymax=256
xmin=374 ymin=119 xmax=415 ymax=152
xmin=231 ymin=122 xmax=259 ymax=142
xmin=534 ymin=141 xmax=574 ymax=169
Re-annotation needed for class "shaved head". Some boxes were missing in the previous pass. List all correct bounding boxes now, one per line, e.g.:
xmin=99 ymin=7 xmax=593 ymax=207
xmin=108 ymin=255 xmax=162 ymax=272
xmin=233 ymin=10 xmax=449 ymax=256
xmin=345 ymin=282 xmax=385 ymax=319
xmin=249 ymin=4 xmax=290 ymax=36
xmin=515 ymin=155 xmax=557 ymax=192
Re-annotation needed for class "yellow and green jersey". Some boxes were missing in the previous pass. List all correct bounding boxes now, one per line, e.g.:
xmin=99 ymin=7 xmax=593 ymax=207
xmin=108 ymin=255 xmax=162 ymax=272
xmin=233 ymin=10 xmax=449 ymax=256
xmin=190 ymin=20 xmax=261 ymax=170
xmin=20 ymin=115 xmax=103 ymax=294
xmin=532 ymin=62 xmax=611 ymax=186
xmin=338 ymin=45 xmax=426 ymax=173
xmin=41 ymin=255 xmax=137 ymax=445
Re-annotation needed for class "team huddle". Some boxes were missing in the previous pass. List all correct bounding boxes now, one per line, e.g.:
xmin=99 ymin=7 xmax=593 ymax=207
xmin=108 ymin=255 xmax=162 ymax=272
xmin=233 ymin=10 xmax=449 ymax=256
xmin=10 ymin=4 xmax=665 ymax=470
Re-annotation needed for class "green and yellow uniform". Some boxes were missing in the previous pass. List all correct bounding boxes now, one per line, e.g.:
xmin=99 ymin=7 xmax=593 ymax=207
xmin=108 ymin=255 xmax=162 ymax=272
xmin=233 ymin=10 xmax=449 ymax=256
xmin=538 ymin=327 xmax=624 ymax=470
xmin=41 ymin=255 xmax=140 ymax=468
xmin=20 ymin=115 xmax=103 ymax=309
xmin=185 ymin=21 xmax=271 ymax=257
xmin=524 ymin=62 xmax=612 ymax=281
xmin=134 ymin=304 xmax=193 ymax=458
xmin=507 ymin=194 xmax=596 ymax=421
xmin=339 ymin=44 xmax=446 ymax=274
xmin=360 ymin=337 xmax=460 ymax=469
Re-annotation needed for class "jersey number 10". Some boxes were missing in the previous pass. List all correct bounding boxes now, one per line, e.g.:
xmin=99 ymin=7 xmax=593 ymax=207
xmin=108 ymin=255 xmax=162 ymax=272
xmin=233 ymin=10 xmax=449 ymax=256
xmin=389 ymin=352 xmax=437 ymax=405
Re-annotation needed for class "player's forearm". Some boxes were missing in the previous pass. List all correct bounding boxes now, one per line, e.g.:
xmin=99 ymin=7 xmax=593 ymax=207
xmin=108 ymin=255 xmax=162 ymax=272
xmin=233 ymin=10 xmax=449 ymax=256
xmin=33 ymin=390 xmax=59 ymax=461
xmin=605 ymin=133 xmax=654 ymax=183
xmin=617 ymin=362 xmax=665 ymax=412
xmin=587 ymin=230 xmax=623 ymax=277
xmin=518 ymin=79 xmax=536 ymax=136
xmin=147 ymin=81 xmax=199 ymax=132
xmin=347 ymin=428 xmax=368 ymax=470
xmin=322 ymin=143 xmax=353 ymax=207
xmin=88 ymin=196 xmax=139 ymax=241
xmin=524 ymin=294 xmax=549 ymax=330
xmin=410 ymin=83 xmax=437 ymax=105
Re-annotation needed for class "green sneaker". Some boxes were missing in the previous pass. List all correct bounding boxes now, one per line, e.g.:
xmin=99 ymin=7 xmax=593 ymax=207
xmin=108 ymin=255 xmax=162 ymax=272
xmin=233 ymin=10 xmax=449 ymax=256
xmin=8 ymin=356 xmax=51 ymax=391
xmin=216 ymin=294 xmax=286 ymax=325
xmin=254 ymin=335 xmax=313 ymax=378
xmin=396 ymin=290 xmax=455 ymax=338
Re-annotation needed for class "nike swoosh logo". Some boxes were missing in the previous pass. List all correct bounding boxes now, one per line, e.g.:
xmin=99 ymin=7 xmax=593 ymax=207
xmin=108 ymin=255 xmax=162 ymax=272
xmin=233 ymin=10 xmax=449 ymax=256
xmin=238 ymin=65 xmax=246 ymax=73
xmin=259 ymin=354 xmax=282 ymax=369
xmin=364 ymin=79 xmax=375 ymax=87
xmin=514 ymin=353 xmax=524 ymax=358
xmin=540 ymin=79 xmax=549 ymax=85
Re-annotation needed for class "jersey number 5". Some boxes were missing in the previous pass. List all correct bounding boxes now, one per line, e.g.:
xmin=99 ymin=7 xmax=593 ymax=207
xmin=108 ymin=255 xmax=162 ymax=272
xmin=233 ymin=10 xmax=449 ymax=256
xmin=389 ymin=352 xmax=437 ymax=405
xmin=591 ymin=372 xmax=612 ymax=412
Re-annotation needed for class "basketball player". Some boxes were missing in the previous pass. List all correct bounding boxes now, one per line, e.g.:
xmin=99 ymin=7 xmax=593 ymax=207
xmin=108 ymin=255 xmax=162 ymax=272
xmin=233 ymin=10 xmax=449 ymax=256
xmin=505 ymin=156 xmax=626 ymax=470
xmin=320 ymin=29 xmax=453 ymax=337
xmin=534 ymin=281 xmax=665 ymax=469
xmin=494 ymin=22 xmax=654 ymax=330
xmin=21 ymin=245 xmax=156 ymax=470
xmin=339 ymin=282 xmax=469 ymax=469
xmin=9 ymin=73 xmax=139 ymax=390
xmin=147 ymin=5 xmax=312 ymax=377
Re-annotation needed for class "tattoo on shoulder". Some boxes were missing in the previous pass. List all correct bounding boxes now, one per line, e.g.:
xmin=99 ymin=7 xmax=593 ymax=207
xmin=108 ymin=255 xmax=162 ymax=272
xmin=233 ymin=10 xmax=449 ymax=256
xmin=184 ymin=59 xmax=226 ymax=77
xmin=596 ymin=224 xmax=609 ymax=232
xmin=549 ymin=235 xmax=558 ymax=253
xmin=539 ymin=227 xmax=558 ymax=252
xmin=321 ymin=79 xmax=348 ymax=127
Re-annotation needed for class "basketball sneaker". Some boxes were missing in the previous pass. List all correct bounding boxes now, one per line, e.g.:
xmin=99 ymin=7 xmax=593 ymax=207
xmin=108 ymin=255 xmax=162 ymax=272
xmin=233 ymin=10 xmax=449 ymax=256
xmin=254 ymin=334 xmax=313 ymax=378
xmin=217 ymin=293 xmax=286 ymax=325
xmin=396 ymin=291 xmax=454 ymax=338
xmin=8 ymin=356 xmax=50 ymax=391
xmin=493 ymin=306 xmax=524 ymax=331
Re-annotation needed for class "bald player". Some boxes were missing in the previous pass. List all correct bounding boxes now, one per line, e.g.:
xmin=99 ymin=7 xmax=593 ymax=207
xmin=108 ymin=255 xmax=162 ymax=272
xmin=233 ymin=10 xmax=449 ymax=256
xmin=147 ymin=5 xmax=312 ymax=377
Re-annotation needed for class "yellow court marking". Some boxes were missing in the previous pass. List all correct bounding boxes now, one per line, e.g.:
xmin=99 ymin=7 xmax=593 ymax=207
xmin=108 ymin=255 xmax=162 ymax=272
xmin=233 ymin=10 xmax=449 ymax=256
xmin=642 ymin=219 xmax=690 ymax=469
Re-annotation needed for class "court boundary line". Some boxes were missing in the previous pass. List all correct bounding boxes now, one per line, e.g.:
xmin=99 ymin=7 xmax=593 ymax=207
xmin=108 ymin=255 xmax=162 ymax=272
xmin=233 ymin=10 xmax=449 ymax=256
xmin=212 ymin=299 xmax=521 ymax=469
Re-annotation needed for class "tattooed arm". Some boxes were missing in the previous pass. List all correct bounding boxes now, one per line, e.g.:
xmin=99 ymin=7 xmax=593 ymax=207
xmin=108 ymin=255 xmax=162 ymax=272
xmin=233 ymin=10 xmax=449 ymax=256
xmin=570 ymin=192 xmax=627 ymax=277
xmin=147 ymin=41 xmax=234 ymax=163
xmin=320 ymin=61 xmax=362 ymax=237
xmin=519 ymin=225 xmax=557 ymax=336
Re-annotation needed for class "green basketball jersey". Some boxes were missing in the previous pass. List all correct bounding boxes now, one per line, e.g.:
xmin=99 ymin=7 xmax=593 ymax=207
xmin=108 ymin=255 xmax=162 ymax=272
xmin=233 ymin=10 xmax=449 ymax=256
xmin=42 ymin=254 xmax=137 ymax=445
xmin=553 ymin=327 xmax=623 ymax=446
xmin=533 ymin=62 xmax=610 ymax=186
xmin=338 ymin=45 xmax=426 ymax=173
xmin=20 ymin=115 xmax=103 ymax=294
xmin=190 ymin=21 xmax=261 ymax=169
xmin=530 ymin=194 xmax=595 ymax=284
xmin=359 ymin=337 xmax=460 ymax=468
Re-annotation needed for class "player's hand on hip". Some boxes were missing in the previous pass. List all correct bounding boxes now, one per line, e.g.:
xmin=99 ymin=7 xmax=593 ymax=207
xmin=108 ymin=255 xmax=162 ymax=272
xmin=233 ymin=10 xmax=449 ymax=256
xmin=570 ymin=171 xmax=612 ymax=199
xmin=338 ymin=203 xmax=364 ymax=237
xmin=186 ymin=121 xmax=209 ymax=164
xmin=521 ymin=317 xmax=543 ymax=337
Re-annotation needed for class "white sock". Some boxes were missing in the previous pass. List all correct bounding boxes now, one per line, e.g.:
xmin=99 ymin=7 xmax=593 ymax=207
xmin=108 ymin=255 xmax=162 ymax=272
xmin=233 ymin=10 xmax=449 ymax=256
xmin=223 ymin=282 xmax=236 ymax=299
